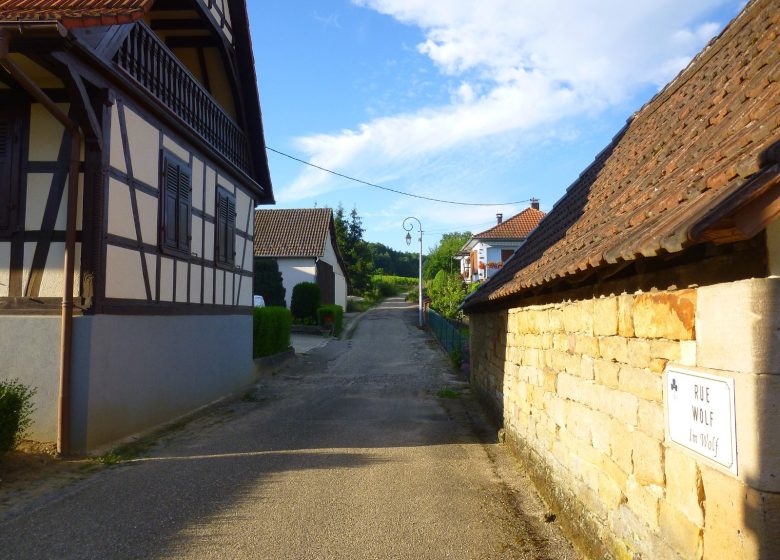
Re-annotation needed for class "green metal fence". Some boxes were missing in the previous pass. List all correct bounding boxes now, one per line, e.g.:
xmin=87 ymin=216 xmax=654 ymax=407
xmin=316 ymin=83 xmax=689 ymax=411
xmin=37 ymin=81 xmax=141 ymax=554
xmin=427 ymin=309 xmax=470 ymax=381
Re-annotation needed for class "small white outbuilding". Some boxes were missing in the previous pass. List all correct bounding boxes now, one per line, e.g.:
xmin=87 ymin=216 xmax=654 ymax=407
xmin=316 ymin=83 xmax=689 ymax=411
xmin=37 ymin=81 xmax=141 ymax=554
xmin=254 ymin=208 xmax=349 ymax=309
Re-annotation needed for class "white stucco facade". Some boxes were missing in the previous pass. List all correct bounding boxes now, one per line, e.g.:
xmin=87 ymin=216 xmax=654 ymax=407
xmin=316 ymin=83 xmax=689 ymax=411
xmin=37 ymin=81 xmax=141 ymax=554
xmin=278 ymin=257 xmax=316 ymax=308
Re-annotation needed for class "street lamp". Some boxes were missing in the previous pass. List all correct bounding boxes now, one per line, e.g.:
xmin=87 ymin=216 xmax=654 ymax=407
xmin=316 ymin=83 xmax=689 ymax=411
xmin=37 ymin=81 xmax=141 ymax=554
xmin=403 ymin=217 xmax=423 ymax=328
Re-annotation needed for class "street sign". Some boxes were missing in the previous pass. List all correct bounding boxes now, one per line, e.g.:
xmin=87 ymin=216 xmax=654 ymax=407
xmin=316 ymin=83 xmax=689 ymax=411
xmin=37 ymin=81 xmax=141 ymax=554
xmin=665 ymin=365 xmax=738 ymax=475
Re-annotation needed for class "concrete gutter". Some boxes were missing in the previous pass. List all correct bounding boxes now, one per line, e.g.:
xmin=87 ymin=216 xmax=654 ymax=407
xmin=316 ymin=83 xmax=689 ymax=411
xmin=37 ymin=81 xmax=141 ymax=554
xmin=253 ymin=349 xmax=296 ymax=378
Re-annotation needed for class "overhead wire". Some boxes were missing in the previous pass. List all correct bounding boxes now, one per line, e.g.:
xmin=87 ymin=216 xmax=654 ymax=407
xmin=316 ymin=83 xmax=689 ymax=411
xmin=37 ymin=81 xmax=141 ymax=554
xmin=425 ymin=220 xmax=502 ymax=235
xmin=266 ymin=146 xmax=531 ymax=207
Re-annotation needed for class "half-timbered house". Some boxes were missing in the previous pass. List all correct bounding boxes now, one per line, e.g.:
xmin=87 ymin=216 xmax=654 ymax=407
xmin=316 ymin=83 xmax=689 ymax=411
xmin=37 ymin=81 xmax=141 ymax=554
xmin=0 ymin=0 xmax=273 ymax=453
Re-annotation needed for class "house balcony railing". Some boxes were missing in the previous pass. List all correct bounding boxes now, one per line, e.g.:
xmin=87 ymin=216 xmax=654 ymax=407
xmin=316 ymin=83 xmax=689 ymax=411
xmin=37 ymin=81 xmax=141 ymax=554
xmin=114 ymin=22 xmax=251 ymax=175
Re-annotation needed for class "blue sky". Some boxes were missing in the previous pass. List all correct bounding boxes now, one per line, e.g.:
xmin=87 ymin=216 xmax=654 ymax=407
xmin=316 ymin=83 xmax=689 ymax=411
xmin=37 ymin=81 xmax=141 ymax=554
xmin=249 ymin=1 xmax=744 ymax=253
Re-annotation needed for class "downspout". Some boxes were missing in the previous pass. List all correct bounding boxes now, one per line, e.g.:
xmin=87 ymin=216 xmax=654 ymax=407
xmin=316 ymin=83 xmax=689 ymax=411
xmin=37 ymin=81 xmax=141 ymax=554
xmin=0 ymin=23 xmax=82 ymax=455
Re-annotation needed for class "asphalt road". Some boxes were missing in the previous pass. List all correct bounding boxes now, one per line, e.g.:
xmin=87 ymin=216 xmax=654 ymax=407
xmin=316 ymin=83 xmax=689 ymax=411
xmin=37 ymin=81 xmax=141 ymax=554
xmin=0 ymin=297 xmax=578 ymax=559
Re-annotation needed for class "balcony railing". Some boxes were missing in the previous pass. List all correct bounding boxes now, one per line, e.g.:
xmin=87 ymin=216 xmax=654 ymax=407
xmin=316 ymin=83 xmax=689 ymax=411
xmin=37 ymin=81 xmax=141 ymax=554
xmin=114 ymin=22 xmax=251 ymax=175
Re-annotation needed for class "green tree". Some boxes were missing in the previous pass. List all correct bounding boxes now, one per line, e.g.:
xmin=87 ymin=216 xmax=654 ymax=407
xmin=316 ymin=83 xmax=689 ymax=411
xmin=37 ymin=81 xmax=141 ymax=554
xmin=253 ymin=258 xmax=286 ymax=307
xmin=423 ymin=231 xmax=471 ymax=280
xmin=333 ymin=204 xmax=374 ymax=294
xmin=365 ymin=242 xmax=418 ymax=277
xmin=428 ymin=271 xmax=467 ymax=319
xmin=334 ymin=204 xmax=348 ymax=252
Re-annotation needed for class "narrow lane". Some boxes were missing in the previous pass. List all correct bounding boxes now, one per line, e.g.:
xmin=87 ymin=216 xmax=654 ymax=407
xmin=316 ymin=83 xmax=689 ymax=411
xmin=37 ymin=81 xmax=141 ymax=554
xmin=0 ymin=297 xmax=578 ymax=559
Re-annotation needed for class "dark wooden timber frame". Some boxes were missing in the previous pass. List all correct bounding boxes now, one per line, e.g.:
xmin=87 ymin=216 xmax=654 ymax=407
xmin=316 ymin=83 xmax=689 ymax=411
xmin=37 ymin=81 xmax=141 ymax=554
xmin=0 ymin=0 xmax=266 ymax=317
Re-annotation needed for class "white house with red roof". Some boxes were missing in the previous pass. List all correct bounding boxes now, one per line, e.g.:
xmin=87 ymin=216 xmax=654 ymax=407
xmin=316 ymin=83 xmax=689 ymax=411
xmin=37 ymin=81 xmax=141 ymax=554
xmin=456 ymin=201 xmax=546 ymax=282
xmin=254 ymin=208 xmax=349 ymax=310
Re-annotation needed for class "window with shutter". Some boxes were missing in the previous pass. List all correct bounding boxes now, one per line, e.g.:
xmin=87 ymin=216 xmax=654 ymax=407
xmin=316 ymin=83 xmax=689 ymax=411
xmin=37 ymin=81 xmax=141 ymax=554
xmin=215 ymin=187 xmax=236 ymax=269
xmin=160 ymin=150 xmax=192 ymax=256
xmin=0 ymin=114 xmax=21 ymax=237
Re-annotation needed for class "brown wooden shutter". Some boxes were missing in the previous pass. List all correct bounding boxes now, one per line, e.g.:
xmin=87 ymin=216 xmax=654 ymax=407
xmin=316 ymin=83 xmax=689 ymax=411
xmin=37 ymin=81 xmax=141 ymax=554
xmin=226 ymin=192 xmax=235 ymax=266
xmin=0 ymin=115 xmax=18 ymax=236
xmin=216 ymin=187 xmax=236 ymax=267
xmin=216 ymin=189 xmax=226 ymax=264
xmin=177 ymin=165 xmax=191 ymax=253
xmin=163 ymin=157 xmax=179 ymax=249
xmin=161 ymin=152 xmax=192 ymax=254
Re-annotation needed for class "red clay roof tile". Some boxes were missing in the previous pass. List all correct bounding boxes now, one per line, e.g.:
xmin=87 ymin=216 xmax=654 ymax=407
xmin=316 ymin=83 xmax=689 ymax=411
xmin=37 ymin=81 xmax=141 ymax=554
xmin=474 ymin=207 xmax=546 ymax=240
xmin=465 ymin=0 xmax=780 ymax=310
xmin=253 ymin=208 xmax=333 ymax=258
xmin=0 ymin=0 xmax=153 ymax=29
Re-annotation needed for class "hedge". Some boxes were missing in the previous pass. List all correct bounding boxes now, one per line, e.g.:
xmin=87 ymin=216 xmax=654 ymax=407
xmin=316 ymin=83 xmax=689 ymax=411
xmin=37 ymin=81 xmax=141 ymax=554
xmin=317 ymin=304 xmax=344 ymax=336
xmin=0 ymin=379 xmax=36 ymax=455
xmin=253 ymin=306 xmax=292 ymax=358
xmin=291 ymin=282 xmax=320 ymax=321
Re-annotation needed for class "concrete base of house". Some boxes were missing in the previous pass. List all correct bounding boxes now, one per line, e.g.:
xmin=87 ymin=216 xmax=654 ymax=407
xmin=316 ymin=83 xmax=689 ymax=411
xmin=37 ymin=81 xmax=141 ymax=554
xmin=0 ymin=314 xmax=254 ymax=453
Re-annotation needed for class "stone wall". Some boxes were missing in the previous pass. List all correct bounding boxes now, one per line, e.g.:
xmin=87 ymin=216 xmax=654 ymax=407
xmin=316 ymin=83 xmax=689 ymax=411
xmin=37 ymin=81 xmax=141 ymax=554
xmin=470 ymin=277 xmax=780 ymax=559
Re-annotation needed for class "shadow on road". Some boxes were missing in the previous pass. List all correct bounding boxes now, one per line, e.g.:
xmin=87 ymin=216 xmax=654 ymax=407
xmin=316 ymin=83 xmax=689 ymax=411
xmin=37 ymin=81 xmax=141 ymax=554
xmin=0 ymin=297 xmax=504 ymax=559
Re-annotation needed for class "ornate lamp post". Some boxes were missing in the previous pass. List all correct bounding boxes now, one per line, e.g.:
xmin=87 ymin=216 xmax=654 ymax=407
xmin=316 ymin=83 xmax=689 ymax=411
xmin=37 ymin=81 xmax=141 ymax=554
xmin=403 ymin=217 xmax=423 ymax=328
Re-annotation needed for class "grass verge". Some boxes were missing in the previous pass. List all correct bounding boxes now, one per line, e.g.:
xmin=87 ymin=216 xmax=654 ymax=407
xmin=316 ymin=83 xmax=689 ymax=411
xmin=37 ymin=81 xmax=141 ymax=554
xmin=437 ymin=386 xmax=461 ymax=399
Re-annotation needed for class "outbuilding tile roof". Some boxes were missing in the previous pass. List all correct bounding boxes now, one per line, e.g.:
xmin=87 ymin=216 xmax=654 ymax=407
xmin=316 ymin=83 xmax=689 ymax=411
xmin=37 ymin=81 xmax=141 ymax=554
xmin=465 ymin=0 xmax=780 ymax=310
xmin=0 ymin=0 xmax=153 ymax=29
xmin=254 ymin=208 xmax=333 ymax=258
xmin=474 ymin=207 xmax=546 ymax=240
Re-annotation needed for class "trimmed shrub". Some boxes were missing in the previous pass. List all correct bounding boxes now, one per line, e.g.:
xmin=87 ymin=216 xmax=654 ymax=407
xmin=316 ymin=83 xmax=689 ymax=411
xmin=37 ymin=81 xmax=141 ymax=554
xmin=291 ymin=282 xmax=320 ymax=321
xmin=0 ymin=379 xmax=36 ymax=455
xmin=317 ymin=304 xmax=344 ymax=336
xmin=253 ymin=258 xmax=286 ymax=307
xmin=253 ymin=306 xmax=292 ymax=358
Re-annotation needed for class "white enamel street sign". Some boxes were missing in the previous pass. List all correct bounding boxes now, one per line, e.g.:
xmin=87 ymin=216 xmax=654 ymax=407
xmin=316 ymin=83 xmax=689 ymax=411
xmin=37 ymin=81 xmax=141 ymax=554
xmin=665 ymin=365 xmax=738 ymax=475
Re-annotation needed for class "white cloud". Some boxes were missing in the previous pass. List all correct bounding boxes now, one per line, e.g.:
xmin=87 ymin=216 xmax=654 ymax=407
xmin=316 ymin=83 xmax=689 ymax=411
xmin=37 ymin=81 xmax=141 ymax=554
xmin=279 ymin=0 xmax=733 ymax=203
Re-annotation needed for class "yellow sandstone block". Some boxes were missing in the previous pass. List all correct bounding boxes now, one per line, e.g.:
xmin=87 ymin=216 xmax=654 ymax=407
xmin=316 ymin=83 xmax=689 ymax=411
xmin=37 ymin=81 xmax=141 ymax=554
xmin=565 ymin=353 xmax=582 ymax=376
xmin=599 ymin=471 xmax=626 ymax=509
xmin=618 ymin=366 xmax=663 ymax=402
xmin=650 ymin=339 xmax=681 ymax=361
xmin=664 ymin=446 xmax=704 ymax=527
xmin=590 ymin=409 xmax=612 ymax=454
xmin=593 ymin=296 xmax=619 ymax=336
xmin=580 ymin=355 xmax=595 ymax=380
xmin=610 ymin=420 xmax=635 ymax=474
xmin=632 ymin=430 xmax=665 ymax=486
xmin=575 ymin=335 xmax=600 ymax=358
xmin=648 ymin=357 xmax=668 ymax=374
xmin=606 ymin=388 xmax=638 ymax=426
xmin=637 ymin=399 xmax=665 ymax=441
xmin=700 ymin=466 xmax=765 ymax=560
xmin=563 ymin=302 xmax=583 ymax=333
xmin=601 ymin=453 xmax=629 ymax=491
xmin=633 ymin=290 xmax=696 ymax=340
xmin=543 ymin=370 xmax=557 ymax=393
xmin=626 ymin=338 xmax=652 ymax=368
xmin=600 ymin=336 xmax=629 ymax=363
xmin=594 ymin=359 xmax=621 ymax=389
xmin=618 ymin=293 xmax=635 ymax=337
xmin=625 ymin=476 xmax=661 ymax=530
xmin=548 ymin=308 xmax=564 ymax=332
xmin=659 ymin=501 xmax=703 ymax=560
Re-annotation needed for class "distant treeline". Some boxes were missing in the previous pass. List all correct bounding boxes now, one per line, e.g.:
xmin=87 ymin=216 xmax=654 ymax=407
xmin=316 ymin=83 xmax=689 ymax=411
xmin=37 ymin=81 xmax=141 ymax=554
xmin=365 ymin=242 xmax=420 ymax=278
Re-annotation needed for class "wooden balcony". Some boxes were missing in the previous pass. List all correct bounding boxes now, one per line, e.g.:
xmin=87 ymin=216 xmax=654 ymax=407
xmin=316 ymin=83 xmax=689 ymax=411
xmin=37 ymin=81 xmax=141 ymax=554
xmin=114 ymin=22 xmax=251 ymax=175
